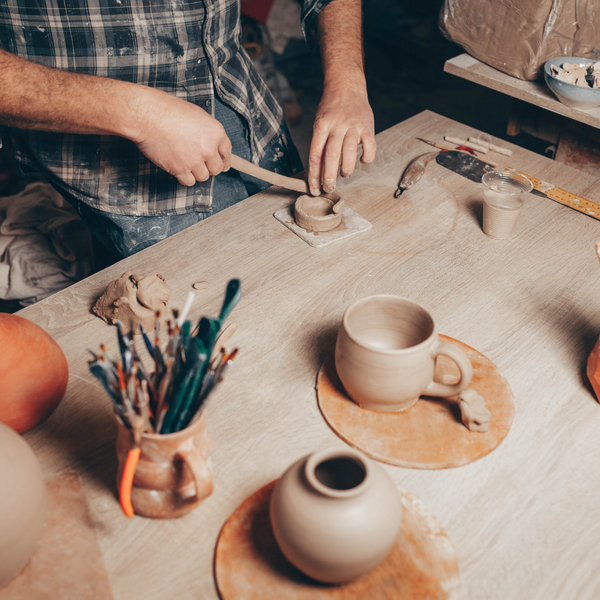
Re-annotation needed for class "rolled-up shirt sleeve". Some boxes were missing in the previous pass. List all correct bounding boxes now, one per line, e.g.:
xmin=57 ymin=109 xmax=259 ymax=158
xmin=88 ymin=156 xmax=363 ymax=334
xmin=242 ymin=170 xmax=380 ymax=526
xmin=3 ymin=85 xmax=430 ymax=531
xmin=299 ymin=0 xmax=336 ymax=51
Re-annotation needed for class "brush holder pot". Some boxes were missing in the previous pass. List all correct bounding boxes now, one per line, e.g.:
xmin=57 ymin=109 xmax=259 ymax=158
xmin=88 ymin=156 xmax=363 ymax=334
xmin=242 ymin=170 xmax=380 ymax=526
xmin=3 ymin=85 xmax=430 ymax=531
xmin=116 ymin=412 xmax=213 ymax=518
xmin=269 ymin=447 xmax=402 ymax=584
xmin=0 ymin=422 xmax=47 ymax=588
xmin=335 ymin=295 xmax=473 ymax=411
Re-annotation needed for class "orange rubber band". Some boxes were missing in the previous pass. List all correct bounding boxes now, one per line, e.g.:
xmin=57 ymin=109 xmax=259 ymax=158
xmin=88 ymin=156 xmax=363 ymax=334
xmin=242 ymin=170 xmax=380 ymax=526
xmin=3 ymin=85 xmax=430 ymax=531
xmin=119 ymin=447 xmax=141 ymax=518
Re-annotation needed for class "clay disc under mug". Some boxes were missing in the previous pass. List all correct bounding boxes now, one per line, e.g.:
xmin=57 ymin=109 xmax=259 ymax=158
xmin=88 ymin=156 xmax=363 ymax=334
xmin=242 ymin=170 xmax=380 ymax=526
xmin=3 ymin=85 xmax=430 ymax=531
xmin=317 ymin=335 xmax=515 ymax=469
xmin=215 ymin=481 xmax=460 ymax=600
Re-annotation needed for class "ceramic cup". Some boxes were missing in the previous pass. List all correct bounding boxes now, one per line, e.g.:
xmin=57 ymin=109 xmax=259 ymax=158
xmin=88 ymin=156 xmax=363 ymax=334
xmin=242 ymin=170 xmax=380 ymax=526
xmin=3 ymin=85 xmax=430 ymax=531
xmin=270 ymin=447 xmax=402 ymax=583
xmin=481 ymin=170 xmax=533 ymax=240
xmin=116 ymin=412 xmax=213 ymax=518
xmin=335 ymin=295 xmax=473 ymax=411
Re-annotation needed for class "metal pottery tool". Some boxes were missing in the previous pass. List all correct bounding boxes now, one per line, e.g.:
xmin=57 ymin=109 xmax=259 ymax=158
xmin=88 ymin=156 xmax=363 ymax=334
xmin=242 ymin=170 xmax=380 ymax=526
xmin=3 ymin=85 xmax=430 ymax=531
xmin=436 ymin=151 xmax=600 ymax=221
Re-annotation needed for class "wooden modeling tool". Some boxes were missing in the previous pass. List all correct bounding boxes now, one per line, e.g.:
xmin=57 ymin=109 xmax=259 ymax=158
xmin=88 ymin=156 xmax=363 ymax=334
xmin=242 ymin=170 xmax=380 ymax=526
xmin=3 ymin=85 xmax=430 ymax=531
xmin=231 ymin=154 xmax=310 ymax=194
xmin=436 ymin=150 xmax=600 ymax=221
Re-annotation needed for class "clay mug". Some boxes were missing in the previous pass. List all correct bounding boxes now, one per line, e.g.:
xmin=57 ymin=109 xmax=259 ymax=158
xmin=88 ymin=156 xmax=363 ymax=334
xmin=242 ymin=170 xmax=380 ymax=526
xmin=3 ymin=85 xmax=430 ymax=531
xmin=0 ymin=422 xmax=47 ymax=588
xmin=335 ymin=295 xmax=473 ymax=411
xmin=270 ymin=447 xmax=402 ymax=584
xmin=116 ymin=412 xmax=213 ymax=518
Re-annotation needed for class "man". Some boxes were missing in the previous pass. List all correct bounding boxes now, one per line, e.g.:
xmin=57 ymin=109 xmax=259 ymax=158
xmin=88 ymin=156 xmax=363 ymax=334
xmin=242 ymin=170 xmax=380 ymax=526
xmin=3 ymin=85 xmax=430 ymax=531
xmin=0 ymin=0 xmax=375 ymax=258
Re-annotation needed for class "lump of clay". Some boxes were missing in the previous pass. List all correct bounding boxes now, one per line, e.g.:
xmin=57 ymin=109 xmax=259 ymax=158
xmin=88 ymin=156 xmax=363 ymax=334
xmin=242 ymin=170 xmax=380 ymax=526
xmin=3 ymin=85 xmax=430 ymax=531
xmin=93 ymin=271 xmax=171 ymax=334
xmin=457 ymin=389 xmax=491 ymax=433
xmin=294 ymin=192 xmax=344 ymax=233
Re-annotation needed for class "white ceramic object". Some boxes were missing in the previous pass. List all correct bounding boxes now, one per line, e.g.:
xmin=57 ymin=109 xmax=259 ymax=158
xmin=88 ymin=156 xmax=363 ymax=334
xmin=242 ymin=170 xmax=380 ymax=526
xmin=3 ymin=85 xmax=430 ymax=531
xmin=0 ymin=422 xmax=47 ymax=588
xmin=269 ymin=447 xmax=402 ymax=583
xmin=335 ymin=295 xmax=473 ymax=411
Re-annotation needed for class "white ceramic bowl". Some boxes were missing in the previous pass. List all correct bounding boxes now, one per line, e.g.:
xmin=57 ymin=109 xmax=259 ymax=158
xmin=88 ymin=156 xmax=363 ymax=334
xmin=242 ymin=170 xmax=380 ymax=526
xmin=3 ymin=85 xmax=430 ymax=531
xmin=544 ymin=57 xmax=600 ymax=110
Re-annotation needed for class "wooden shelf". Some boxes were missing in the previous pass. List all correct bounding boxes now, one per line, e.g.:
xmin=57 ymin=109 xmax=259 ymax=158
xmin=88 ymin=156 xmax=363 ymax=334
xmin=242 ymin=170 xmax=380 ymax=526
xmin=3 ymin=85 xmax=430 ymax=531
xmin=444 ymin=53 xmax=600 ymax=129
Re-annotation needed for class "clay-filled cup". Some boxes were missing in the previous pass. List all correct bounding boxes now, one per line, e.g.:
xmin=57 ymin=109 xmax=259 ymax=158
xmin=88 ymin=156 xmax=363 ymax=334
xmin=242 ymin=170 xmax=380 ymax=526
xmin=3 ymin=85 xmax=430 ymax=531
xmin=116 ymin=412 xmax=213 ymax=518
xmin=335 ymin=295 xmax=473 ymax=411
xmin=481 ymin=170 xmax=533 ymax=240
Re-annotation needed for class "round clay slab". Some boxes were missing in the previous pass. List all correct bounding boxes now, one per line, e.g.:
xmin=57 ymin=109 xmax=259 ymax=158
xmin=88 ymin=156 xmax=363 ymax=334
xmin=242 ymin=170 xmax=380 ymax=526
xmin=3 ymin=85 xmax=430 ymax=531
xmin=317 ymin=335 xmax=514 ymax=469
xmin=215 ymin=481 xmax=460 ymax=600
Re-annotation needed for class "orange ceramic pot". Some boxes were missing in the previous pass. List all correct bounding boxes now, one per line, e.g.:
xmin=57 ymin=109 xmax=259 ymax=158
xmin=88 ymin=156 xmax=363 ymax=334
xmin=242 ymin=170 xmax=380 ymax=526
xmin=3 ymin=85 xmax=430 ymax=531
xmin=0 ymin=314 xmax=68 ymax=433
xmin=0 ymin=422 xmax=47 ymax=588
xmin=270 ymin=447 xmax=402 ymax=584
xmin=116 ymin=412 xmax=213 ymax=518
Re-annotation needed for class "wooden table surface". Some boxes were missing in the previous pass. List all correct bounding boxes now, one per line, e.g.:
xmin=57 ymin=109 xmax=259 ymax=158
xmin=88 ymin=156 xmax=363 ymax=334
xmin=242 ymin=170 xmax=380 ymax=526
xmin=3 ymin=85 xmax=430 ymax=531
xmin=445 ymin=53 xmax=600 ymax=129
xmin=17 ymin=110 xmax=600 ymax=600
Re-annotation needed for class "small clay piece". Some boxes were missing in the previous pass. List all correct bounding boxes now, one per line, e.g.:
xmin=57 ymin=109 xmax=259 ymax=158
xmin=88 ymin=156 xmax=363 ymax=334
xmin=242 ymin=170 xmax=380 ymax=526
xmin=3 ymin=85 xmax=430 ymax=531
xmin=0 ymin=314 xmax=68 ymax=433
xmin=294 ymin=192 xmax=343 ymax=233
xmin=456 ymin=388 xmax=491 ymax=432
xmin=93 ymin=271 xmax=171 ymax=334
xmin=192 ymin=281 xmax=209 ymax=291
xmin=269 ymin=447 xmax=402 ymax=583
xmin=552 ymin=62 xmax=600 ymax=88
xmin=0 ymin=423 xmax=47 ymax=588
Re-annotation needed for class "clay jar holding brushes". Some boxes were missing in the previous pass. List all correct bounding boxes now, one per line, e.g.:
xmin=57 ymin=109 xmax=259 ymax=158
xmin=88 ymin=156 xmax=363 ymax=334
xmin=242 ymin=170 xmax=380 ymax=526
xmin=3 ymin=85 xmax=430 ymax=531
xmin=116 ymin=411 xmax=212 ymax=518
xmin=269 ymin=447 xmax=402 ymax=583
xmin=335 ymin=295 xmax=473 ymax=411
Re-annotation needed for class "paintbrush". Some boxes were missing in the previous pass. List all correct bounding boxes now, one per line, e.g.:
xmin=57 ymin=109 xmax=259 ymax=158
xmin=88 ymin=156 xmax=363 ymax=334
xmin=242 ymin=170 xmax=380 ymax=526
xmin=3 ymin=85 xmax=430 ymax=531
xmin=417 ymin=138 xmax=499 ymax=167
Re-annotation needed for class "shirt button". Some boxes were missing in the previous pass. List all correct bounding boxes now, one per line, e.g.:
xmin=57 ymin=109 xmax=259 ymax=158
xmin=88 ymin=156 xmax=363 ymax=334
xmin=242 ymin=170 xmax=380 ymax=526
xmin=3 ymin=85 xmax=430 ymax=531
xmin=205 ymin=99 xmax=211 ymax=108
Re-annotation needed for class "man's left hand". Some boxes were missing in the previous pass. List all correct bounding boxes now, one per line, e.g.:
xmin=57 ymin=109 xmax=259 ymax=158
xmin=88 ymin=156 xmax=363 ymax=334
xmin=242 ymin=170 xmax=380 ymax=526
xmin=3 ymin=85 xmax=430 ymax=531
xmin=308 ymin=81 xmax=376 ymax=196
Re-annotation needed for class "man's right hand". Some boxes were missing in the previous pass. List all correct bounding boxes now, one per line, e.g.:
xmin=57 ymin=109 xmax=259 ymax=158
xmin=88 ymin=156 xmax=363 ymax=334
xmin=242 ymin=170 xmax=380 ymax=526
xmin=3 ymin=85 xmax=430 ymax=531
xmin=131 ymin=88 xmax=232 ymax=187
xmin=0 ymin=49 xmax=232 ymax=187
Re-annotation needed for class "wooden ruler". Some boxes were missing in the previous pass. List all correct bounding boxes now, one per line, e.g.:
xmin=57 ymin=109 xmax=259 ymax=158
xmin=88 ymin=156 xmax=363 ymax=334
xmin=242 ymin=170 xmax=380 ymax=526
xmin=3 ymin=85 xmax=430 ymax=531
xmin=515 ymin=171 xmax=600 ymax=221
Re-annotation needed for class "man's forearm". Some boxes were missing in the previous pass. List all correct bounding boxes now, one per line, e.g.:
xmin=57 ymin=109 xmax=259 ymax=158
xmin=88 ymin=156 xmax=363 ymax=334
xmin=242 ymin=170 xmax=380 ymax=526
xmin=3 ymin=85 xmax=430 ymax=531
xmin=0 ymin=49 xmax=141 ymax=139
xmin=318 ymin=0 xmax=366 ymax=92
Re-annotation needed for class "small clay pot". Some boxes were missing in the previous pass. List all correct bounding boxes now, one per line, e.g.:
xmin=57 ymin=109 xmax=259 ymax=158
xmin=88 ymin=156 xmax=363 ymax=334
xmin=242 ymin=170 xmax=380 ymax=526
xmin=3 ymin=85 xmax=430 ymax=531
xmin=294 ymin=192 xmax=343 ymax=233
xmin=335 ymin=295 xmax=473 ymax=411
xmin=0 ymin=422 xmax=47 ymax=588
xmin=0 ymin=314 xmax=68 ymax=433
xmin=269 ymin=447 xmax=402 ymax=584
xmin=116 ymin=412 xmax=213 ymax=518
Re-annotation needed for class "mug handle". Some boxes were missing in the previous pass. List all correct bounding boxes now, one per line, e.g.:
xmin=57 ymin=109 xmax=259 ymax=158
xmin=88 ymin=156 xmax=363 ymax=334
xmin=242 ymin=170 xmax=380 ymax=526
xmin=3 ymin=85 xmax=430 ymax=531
xmin=177 ymin=449 xmax=214 ymax=502
xmin=424 ymin=342 xmax=473 ymax=398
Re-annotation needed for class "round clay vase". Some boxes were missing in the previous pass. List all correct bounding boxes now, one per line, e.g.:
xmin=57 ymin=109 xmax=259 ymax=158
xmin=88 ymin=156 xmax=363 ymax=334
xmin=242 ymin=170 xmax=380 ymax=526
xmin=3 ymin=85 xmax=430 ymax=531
xmin=116 ymin=411 xmax=213 ymax=518
xmin=269 ymin=447 xmax=402 ymax=584
xmin=0 ymin=314 xmax=68 ymax=433
xmin=0 ymin=422 xmax=47 ymax=588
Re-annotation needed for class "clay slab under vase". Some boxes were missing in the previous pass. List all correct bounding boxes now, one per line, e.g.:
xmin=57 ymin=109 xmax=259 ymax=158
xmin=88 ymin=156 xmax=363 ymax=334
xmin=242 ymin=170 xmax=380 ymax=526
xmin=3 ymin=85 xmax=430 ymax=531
xmin=273 ymin=205 xmax=371 ymax=249
xmin=215 ymin=481 xmax=460 ymax=599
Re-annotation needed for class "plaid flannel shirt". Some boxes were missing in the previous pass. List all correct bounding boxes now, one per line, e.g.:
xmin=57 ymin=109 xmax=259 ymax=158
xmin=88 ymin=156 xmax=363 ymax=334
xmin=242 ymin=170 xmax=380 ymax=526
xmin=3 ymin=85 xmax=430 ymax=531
xmin=0 ymin=0 xmax=332 ymax=215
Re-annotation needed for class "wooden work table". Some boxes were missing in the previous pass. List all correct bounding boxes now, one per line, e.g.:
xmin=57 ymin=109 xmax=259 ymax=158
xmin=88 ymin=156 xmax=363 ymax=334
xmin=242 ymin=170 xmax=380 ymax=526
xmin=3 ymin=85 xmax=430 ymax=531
xmin=16 ymin=110 xmax=600 ymax=599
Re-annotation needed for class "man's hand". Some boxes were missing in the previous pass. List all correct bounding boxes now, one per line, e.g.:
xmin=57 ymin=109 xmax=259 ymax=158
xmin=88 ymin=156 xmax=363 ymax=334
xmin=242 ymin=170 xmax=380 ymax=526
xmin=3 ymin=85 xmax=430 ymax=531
xmin=132 ymin=89 xmax=232 ymax=187
xmin=0 ymin=49 xmax=231 ymax=187
xmin=308 ymin=0 xmax=376 ymax=196
xmin=308 ymin=81 xmax=375 ymax=195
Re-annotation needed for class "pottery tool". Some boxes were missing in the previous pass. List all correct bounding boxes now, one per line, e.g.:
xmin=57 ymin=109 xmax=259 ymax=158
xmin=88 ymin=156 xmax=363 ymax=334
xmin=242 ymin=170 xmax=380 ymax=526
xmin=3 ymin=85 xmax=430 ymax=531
xmin=231 ymin=154 xmax=310 ymax=194
xmin=88 ymin=279 xmax=242 ymax=516
xmin=436 ymin=150 xmax=600 ymax=221
xmin=467 ymin=137 xmax=512 ymax=156
xmin=444 ymin=135 xmax=488 ymax=154
xmin=416 ymin=139 xmax=499 ymax=167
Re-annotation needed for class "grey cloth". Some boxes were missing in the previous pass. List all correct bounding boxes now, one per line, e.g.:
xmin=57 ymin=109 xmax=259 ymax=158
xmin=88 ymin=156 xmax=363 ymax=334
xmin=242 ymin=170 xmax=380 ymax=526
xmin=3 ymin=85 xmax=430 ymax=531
xmin=0 ymin=182 xmax=93 ymax=305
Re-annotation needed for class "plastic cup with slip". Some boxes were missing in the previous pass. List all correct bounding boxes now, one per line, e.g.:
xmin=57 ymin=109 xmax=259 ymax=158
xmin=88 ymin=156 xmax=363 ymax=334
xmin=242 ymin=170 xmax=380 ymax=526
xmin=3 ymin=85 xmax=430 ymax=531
xmin=481 ymin=171 xmax=533 ymax=239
